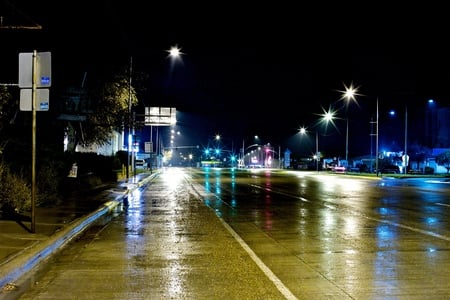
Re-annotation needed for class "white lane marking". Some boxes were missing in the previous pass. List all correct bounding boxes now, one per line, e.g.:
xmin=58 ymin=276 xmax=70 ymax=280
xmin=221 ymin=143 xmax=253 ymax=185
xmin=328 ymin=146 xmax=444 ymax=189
xmin=189 ymin=182 xmax=297 ymax=300
xmin=217 ymin=217 xmax=298 ymax=300
xmin=251 ymin=184 xmax=450 ymax=242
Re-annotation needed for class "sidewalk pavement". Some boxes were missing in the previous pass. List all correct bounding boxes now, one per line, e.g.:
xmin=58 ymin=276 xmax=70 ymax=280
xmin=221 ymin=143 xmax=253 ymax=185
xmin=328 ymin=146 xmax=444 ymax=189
xmin=0 ymin=172 xmax=156 ymax=292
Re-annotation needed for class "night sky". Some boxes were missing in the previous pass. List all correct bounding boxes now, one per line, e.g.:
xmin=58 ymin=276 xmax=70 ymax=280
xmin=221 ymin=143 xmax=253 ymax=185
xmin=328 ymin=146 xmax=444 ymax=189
xmin=2 ymin=1 xmax=450 ymax=158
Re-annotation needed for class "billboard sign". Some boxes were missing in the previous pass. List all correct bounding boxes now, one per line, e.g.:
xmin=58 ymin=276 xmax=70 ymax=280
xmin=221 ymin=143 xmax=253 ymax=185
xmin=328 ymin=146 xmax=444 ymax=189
xmin=144 ymin=107 xmax=176 ymax=126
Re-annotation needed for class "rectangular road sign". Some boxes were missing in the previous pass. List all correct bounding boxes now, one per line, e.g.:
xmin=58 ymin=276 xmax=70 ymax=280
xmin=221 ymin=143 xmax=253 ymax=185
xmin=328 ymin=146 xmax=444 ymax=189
xmin=20 ymin=89 xmax=50 ymax=111
xmin=144 ymin=107 xmax=176 ymax=126
xmin=145 ymin=142 xmax=153 ymax=153
xmin=19 ymin=52 xmax=52 ymax=88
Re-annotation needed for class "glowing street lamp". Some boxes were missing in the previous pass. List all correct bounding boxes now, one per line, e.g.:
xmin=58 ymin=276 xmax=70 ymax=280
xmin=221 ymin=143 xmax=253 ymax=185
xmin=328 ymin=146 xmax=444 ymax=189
xmin=168 ymin=46 xmax=181 ymax=57
xmin=166 ymin=45 xmax=184 ymax=62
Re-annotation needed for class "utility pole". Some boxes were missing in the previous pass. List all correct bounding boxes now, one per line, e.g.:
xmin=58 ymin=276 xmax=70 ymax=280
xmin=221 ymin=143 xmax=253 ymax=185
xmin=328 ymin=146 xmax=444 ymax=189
xmin=0 ymin=2 xmax=43 ymax=31
xmin=279 ymin=145 xmax=281 ymax=169
xmin=127 ymin=57 xmax=132 ymax=179
xmin=242 ymin=138 xmax=245 ymax=167
xmin=316 ymin=131 xmax=319 ymax=172
xmin=404 ymin=105 xmax=408 ymax=174
xmin=376 ymin=98 xmax=379 ymax=173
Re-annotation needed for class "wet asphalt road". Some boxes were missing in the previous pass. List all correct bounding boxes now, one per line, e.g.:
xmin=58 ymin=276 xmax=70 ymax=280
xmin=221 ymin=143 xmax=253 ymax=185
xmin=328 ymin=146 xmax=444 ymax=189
xmin=14 ymin=168 xmax=450 ymax=299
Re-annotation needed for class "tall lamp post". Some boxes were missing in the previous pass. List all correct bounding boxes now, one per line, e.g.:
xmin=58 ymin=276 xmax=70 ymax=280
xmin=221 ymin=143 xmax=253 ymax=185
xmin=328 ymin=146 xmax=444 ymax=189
xmin=245 ymin=144 xmax=262 ymax=166
xmin=299 ymin=127 xmax=319 ymax=171
xmin=375 ymin=98 xmax=379 ymax=173
xmin=241 ymin=135 xmax=259 ymax=168
xmin=241 ymin=139 xmax=245 ymax=167
xmin=365 ymin=95 xmax=380 ymax=174
xmin=127 ymin=56 xmax=133 ymax=179
xmin=339 ymin=82 xmax=360 ymax=164
xmin=404 ymin=105 xmax=408 ymax=174
xmin=299 ymin=106 xmax=334 ymax=173
xmin=367 ymin=97 xmax=380 ymax=174
xmin=316 ymin=130 xmax=319 ymax=172
xmin=263 ymin=143 xmax=280 ymax=168
xmin=341 ymin=83 xmax=379 ymax=174
xmin=215 ymin=134 xmax=237 ymax=167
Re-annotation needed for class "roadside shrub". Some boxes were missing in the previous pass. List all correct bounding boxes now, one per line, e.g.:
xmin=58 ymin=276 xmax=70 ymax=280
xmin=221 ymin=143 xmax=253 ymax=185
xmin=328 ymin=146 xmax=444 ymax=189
xmin=37 ymin=162 xmax=61 ymax=206
xmin=424 ymin=166 xmax=434 ymax=175
xmin=1 ymin=149 xmax=121 ymax=214
xmin=58 ymin=152 xmax=119 ymax=198
xmin=68 ymin=152 xmax=117 ymax=181
xmin=0 ymin=163 xmax=31 ymax=215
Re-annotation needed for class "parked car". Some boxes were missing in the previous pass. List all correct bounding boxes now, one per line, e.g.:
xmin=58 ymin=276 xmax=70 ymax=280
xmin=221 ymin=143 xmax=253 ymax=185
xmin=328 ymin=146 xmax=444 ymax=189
xmin=378 ymin=165 xmax=400 ymax=174
xmin=332 ymin=166 xmax=346 ymax=173
xmin=135 ymin=159 xmax=147 ymax=169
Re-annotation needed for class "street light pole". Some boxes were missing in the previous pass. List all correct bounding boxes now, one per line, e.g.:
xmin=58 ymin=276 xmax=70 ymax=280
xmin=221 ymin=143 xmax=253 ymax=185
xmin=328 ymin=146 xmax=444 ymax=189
xmin=241 ymin=136 xmax=259 ymax=168
xmin=376 ymin=98 xmax=379 ymax=173
xmin=345 ymin=118 xmax=349 ymax=163
xmin=316 ymin=131 xmax=319 ymax=172
xmin=279 ymin=145 xmax=281 ymax=169
xmin=299 ymin=126 xmax=323 ymax=172
xmin=404 ymin=105 xmax=408 ymax=174
xmin=242 ymin=138 xmax=245 ymax=167
xmin=340 ymin=83 xmax=359 ymax=165
xmin=127 ymin=56 xmax=133 ymax=179
xmin=369 ymin=99 xmax=380 ymax=174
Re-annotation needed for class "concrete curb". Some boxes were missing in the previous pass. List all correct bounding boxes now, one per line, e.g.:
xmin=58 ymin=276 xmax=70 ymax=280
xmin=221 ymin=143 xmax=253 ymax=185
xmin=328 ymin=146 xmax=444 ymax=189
xmin=0 ymin=172 xmax=157 ymax=290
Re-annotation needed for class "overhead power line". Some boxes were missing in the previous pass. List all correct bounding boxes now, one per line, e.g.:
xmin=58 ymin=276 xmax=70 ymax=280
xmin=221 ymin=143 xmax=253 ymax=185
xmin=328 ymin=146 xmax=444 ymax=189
xmin=0 ymin=1 xmax=42 ymax=30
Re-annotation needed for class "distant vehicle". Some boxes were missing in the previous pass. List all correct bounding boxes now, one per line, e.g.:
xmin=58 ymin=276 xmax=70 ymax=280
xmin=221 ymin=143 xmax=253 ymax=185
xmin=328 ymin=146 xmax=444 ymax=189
xmin=378 ymin=165 xmax=400 ymax=174
xmin=248 ymin=164 xmax=263 ymax=169
xmin=135 ymin=159 xmax=147 ymax=169
xmin=332 ymin=166 xmax=346 ymax=173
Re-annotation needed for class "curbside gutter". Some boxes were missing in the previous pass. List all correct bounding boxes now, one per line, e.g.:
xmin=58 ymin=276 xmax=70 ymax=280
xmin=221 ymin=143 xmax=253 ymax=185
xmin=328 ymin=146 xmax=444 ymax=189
xmin=0 ymin=171 xmax=157 ymax=291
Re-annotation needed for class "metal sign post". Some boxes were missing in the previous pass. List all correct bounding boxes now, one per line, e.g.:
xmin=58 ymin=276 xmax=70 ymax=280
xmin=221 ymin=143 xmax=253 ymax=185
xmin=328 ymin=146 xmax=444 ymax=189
xmin=19 ymin=50 xmax=51 ymax=233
